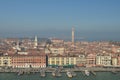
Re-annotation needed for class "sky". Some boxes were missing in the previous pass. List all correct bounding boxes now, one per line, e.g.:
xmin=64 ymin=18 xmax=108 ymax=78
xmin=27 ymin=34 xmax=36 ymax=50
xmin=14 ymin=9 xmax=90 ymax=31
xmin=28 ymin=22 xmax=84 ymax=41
xmin=0 ymin=0 xmax=120 ymax=41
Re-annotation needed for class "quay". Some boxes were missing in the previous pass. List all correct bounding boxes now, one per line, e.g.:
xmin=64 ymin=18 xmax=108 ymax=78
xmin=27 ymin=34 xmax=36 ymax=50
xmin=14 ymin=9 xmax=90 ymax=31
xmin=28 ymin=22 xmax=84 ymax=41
xmin=1 ymin=67 xmax=120 ymax=73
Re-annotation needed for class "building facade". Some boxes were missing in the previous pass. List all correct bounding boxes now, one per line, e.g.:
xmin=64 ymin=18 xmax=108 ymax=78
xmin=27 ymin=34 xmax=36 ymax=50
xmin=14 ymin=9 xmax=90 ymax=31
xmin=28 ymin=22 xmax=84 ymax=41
xmin=76 ymin=54 xmax=86 ymax=67
xmin=48 ymin=55 xmax=76 ymax=67
xmin=86 ymin=54 xmax=96 ymax=67
xmin=49 ymin=47 xmax=65 ymax=55
xmin=11 ymin=54 xmax=46 ymax=68
xmin=0 ymin=55 xmax=12 ymax=67
xmin=96 ymin=54 xmax=111 ymax=66
xmin=112 ymin=57 xmax=118 ymax=66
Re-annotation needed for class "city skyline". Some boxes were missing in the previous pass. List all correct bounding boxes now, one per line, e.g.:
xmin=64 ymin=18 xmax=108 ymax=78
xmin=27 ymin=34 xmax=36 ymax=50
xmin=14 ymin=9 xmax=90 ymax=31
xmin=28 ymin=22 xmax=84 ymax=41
xmin=0 ymin=0 xmax=120 ymax=41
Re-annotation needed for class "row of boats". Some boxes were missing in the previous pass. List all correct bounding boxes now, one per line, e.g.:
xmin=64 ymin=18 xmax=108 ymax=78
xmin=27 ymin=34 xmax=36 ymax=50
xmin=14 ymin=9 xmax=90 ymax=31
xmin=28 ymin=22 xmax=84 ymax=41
xmin=17 ymin=68 xmax=91 ymax=78
xmin=40 ymin=70 xmax=90 ymax=78
xmin=17 ymin=68 xmax=118 ymax=77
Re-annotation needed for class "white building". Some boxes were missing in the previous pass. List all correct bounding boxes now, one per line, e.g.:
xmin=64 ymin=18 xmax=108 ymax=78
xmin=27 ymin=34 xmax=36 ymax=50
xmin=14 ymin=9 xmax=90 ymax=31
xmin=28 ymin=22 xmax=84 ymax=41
xmin=96 ymin=54 xmax=111 ymax=66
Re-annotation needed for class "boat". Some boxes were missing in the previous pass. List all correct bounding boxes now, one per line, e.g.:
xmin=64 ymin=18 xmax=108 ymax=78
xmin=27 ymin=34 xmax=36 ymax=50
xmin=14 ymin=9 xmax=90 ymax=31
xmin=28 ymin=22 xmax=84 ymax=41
xmin=17 ymin=71 xmax=24 ymax=76
xmin=41 ymin=72 xmax=46 ymax=77
xmin=52 ymin=71 xmax=56 ymax=76
xmin=52 ymin=68 xmax=62 ymax=77
xmin=111 ymin=70 xmax=118 ymax=74
xmin=40 ymin=70 xmax=46 ymax=77
xmin=66 ymin=71 xmax=72 ymax=78
xmin=52 ymin=71 xmax=61 ymax=77
xmin=85 ymin=70 xmax=90 ymax=76
xmin=91 ymin=71 xmax=96 ymax=76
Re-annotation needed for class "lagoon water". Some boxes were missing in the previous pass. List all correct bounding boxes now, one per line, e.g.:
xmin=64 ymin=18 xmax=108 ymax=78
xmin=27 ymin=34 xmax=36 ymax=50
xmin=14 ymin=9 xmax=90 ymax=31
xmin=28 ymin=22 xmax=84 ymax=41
xmin=0 ymin=72 xmax=120 ymax=80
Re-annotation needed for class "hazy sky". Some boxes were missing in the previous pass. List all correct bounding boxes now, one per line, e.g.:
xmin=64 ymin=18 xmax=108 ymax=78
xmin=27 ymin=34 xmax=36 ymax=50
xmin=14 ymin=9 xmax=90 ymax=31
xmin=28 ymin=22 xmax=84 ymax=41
xmin=0 ymin=0 xmax=120 ymax=40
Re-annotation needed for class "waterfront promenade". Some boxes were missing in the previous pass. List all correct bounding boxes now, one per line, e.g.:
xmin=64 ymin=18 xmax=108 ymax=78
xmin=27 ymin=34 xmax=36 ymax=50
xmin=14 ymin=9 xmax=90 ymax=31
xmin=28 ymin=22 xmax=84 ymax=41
xmin=0 ymin=67 xmax=120 ymax=73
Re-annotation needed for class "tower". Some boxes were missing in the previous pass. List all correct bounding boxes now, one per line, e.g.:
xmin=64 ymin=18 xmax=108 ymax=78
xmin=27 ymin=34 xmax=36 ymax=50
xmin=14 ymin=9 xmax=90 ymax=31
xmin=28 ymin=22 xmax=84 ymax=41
xmin=34 ymin=36 xmax=38 ymax=48
xmin=72 ymin=27 xmax=74 ymax=44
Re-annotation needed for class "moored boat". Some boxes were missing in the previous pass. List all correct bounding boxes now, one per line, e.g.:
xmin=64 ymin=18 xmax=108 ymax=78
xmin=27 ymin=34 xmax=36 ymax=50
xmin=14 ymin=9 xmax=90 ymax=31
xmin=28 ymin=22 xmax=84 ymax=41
xmin=40 ymin=70 xmax=46 ymax=77
xmin=85 ymin=70 xmax=90 ymax=76
xmin=17 ymin=71 xmax=24 ymax=76
xmin=52 ymin=71 xmax=56 ymax=76
xmin=52 ymin=71 xmax=61 ymax=77
xmin=40 ymin=72 xmax=46 ymax=77
xmin=66 ymin=71 xmax=72 ymax=78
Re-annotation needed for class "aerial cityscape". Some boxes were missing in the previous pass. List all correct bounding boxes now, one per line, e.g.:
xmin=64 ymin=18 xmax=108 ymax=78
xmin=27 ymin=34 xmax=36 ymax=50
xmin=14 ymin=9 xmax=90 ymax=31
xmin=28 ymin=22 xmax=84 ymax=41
xmin=0 ymin=0 xmax=120 ymax=80
xmin=0 ymin=28 xmax=120 ymax=80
